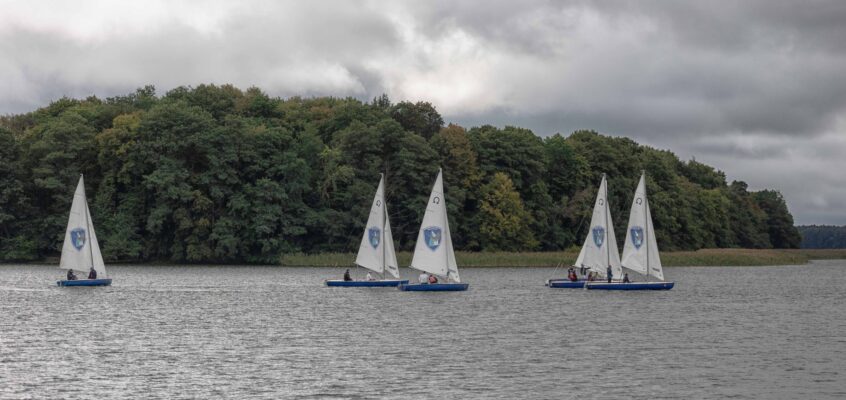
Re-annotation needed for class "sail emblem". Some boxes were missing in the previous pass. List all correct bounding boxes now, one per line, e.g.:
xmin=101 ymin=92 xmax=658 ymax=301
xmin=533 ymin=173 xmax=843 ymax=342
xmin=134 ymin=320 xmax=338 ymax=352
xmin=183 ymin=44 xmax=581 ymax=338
xmin=592 ymin=226 xmax=605 ymax=248
xmin=630 ymin=226 xmax=644 ymax=249
xmin=70 ymin=227 xmax=86 ymax=251
xmin=423 ymin=226 xmax=442 ymax=251
xmin=368 ymin=227 xmax=381 ymax=249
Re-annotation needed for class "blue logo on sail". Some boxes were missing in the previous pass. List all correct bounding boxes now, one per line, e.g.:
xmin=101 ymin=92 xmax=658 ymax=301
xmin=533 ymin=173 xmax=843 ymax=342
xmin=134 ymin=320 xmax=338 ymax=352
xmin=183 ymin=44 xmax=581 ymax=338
xmin=630 ymin=226 xmax=644 ymax=249
xmin=592 ymin=226 xmax=605 ymax=248
xmin=368 ymin=227 xmax=381 ymax=249
xmin=423 ymin=226 xmax=442 ymax=251
xmin=70 ymin=228 xmax=86 ymax=251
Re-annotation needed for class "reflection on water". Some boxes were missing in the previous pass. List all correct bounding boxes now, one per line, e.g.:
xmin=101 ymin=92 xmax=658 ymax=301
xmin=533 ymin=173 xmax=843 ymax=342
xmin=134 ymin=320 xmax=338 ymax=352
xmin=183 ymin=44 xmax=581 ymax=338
xmin=1 ymin=262 xmax=845 ymax=399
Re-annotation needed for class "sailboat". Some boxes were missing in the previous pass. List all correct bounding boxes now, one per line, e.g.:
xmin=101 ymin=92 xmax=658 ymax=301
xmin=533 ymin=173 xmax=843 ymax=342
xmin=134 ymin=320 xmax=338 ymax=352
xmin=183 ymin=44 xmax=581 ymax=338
xmin=547 ymin=174 xmax=621 ymax=288
xmin=399 ymin=168 xmax=468 ymax=291
xmin=587 ymin=172 xmax=674 ymax=290
xmin=326 ymin=174 xmax=408 ymax=287
xmin=56 ymin=175 xmax=112 ymax=287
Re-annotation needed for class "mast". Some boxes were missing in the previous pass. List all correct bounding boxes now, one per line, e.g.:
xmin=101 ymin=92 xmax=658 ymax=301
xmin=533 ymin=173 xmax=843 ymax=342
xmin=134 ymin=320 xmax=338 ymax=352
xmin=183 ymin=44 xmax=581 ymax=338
xmin=442 ymin=168 xmax=449 ymax=283
xmin=381 ymin=171 xmax=387 ymax=279
xmin=643 ymin=171 xmax=649 ymax=283
xmin=603 ymin=173 xmax=610 ymax=277
xmin=81 ymin=175 xmax=95 ymax=273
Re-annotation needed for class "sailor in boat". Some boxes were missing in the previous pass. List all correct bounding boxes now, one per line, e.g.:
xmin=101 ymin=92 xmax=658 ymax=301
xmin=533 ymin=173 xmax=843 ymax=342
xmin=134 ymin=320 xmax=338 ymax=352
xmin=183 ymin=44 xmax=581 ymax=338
xmin=88 ymin=267 xmax=97 ymax=280
xmin=606 ymin=265 xmax=613 ymax=283
xmin=428 ymin=274 xmax=439 ymax=284
xmin=418 ymin=271 xmax=429 ymax=284
xmin=366 ymin=272 xmax=374 ymax=281
xmin=579 ymin=264 xmax=587 ymax=276
xmin=623 ymin=273 xmax=630 ymax=283
xmin=66 ymin=269 xmax=78 ymax=281
xmin=568 ymin=267 xmax=578 ymax=282
xmin=343 ymin=269 xmax=352 ymax=282
xmin=587 ymin=272 xmax=596 ymax=282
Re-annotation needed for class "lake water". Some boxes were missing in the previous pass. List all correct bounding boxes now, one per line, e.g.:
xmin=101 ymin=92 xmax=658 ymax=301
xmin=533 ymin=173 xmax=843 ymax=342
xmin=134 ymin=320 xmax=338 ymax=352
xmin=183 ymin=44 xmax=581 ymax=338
xmin=1 ymin=261 xmax=845 ymax=399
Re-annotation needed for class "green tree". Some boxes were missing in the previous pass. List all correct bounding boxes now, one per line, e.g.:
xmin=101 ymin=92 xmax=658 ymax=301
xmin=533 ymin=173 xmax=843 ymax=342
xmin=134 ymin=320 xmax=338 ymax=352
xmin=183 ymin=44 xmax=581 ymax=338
xmin=390 ymin=101 xmax=443 ymax=139
xmin=430 ymin=124 xmax=482 ymax=249
xmin=479 ymin=173 xmax=538 ymax=250
xmin=727 ymin=181 xmax=772 ymax=248
xmin=753 ymin=190 xmax=801 ymax=248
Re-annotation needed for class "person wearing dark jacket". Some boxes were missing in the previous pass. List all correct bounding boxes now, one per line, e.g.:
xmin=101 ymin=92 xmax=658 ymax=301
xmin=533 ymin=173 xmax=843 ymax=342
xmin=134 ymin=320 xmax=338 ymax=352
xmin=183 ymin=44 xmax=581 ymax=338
xmin=606 ymin=265 xmax=613 ymax=283
xmin=88 ymin=267 xmax=97 ymax=280
xmin=343 ymin=269 xmax=352 ymax=282
xmin=67 ymin=269 xmax=77 ymax=281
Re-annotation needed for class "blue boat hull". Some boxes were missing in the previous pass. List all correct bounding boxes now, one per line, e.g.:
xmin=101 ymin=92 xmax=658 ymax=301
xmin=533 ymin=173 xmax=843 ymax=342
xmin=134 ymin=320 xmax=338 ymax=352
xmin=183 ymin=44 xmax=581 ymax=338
xmin=325 ymin=279 xmax=409 ymax=287
xmin=398 ymin=283 xmax=469 ymax=291
xmin=547 ymin=279 xmax=585 ymax=288
xmin=57 ymin=279 xmax=112 ymax=287
xmin=585 ymin=281 xmax=674 ymax=291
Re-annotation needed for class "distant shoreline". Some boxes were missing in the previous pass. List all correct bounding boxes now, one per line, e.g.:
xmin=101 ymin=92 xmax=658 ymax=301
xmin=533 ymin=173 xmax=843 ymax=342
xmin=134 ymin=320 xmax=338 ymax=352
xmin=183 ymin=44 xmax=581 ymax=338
xmin=280 ymin=249 xmax=846 ymax=268
xmin=5 ymin=249 xmax=844 ymax=268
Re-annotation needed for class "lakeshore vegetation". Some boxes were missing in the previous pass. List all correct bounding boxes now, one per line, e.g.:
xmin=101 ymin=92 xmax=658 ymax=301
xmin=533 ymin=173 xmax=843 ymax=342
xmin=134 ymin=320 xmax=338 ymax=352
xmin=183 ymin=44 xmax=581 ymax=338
xmin=282 ymin=249 xmax=846 ymax=268
xmin=0 ymin=85 xmax=801 ymax=263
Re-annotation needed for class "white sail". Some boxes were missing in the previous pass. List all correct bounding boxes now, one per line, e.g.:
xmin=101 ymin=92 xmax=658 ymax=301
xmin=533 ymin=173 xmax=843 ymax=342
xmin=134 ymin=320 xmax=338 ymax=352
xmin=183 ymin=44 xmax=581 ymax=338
xmin=410 ymin=169 xmax=459 ymax=281
xmin=577 ymin=174 xmax=621 ymax=279
xmin=383 ymin=217 xmax=400 ymax=278
xmin=621 ymin=173 xmax=664 ymax=281
xmin=355 ymin=175 xmax=399 ymax=278
xmin=59 ymin=175 xmax=106 ymax=277
xmin=444 ymin=209 xmax=460 ymax=282
xmin=574 ymin=240 xmax=586 ymax=268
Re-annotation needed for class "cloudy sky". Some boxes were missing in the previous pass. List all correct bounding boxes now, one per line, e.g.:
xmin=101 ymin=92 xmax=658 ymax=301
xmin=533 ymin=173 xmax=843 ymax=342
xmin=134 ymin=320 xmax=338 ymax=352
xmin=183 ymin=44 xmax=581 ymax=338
xmin=2 ymin=0 xmax=845 ymax=224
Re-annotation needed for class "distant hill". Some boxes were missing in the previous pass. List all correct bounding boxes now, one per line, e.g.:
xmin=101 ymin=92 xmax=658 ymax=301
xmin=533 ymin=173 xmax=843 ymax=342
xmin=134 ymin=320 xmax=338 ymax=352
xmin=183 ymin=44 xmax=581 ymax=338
xmin=0 ymin=85 xmax=801 ymax=263
xmin=797 ymin=225 xmax=846 ymax=248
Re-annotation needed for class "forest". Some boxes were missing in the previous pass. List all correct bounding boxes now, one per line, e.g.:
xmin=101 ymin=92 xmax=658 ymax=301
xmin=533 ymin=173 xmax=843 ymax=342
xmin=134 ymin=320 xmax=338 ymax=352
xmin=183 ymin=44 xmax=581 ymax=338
xmin=0 ymin=85 xmax=801 ymax=263
xmin=797 ymin=225 xmax=846 ymax=248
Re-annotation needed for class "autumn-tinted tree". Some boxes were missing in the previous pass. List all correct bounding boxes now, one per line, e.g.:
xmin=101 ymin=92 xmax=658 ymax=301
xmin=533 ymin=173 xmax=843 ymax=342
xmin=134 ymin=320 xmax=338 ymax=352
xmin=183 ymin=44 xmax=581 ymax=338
xmin=479 ymin=173 xmax=538 ymax=250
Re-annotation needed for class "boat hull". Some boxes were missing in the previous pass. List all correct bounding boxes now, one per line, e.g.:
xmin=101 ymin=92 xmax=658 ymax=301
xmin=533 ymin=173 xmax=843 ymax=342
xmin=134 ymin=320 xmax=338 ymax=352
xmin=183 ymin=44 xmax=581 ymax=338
xmin=57 ymin=279 xmax=112 ymax=287
xmin=585 ymin=281 xmax=674 ymax=291
xmin=325 ymin=279 xmax=409 ymax=287
xmin=547 ymin=279 xmax=585 ymax=288
xmin=398 ymin=283 xmax=469 ymax=291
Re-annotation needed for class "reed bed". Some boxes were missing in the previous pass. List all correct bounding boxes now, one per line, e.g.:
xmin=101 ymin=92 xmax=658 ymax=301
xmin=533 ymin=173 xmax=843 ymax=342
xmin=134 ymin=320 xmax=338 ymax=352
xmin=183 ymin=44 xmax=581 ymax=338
xmin=280 ymin=248 xmax=846 ymax=267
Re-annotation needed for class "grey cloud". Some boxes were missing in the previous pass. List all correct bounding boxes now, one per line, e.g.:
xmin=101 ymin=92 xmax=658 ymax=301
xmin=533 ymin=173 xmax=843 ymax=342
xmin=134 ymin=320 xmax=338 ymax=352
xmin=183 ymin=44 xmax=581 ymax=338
xmin=0 ymin=1 xmax=401 ymax=111
xmin=405 ymin=1 xmax=846 ymax=139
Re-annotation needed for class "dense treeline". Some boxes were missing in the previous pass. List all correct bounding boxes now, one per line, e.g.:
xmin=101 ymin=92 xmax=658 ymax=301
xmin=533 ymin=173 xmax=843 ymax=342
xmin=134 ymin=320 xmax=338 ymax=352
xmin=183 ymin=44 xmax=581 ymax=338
xmin=797 ymin=225 xmax=846 ymax=248
xmin=0 ymin=85 xmax=801 ymax=263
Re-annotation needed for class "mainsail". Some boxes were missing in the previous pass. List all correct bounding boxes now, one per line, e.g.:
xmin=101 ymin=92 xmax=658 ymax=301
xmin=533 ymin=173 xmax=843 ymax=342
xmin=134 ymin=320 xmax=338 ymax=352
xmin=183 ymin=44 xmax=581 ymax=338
xmin=355 ymin=175 xmax=400 ymax=278
xmin=59 ymin=175 xmax=106 ymax=277
xmin=575 ymin=174 xmax=621 ymax=279
xmin=410 ymin=169 xmax=460 ymax=282
xmin=621 ymin=173 xmax=664 ymax=281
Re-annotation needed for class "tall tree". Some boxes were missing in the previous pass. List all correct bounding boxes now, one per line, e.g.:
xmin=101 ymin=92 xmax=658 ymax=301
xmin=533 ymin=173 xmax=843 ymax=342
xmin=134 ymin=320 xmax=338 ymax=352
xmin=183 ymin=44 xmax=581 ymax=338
xmin=478 ymin=173 xmax=538 ymax=250
xmin=754 ymin=190 xmax=801 ymax=248
xmin=390 ymin=101 xmax=444 ymax=139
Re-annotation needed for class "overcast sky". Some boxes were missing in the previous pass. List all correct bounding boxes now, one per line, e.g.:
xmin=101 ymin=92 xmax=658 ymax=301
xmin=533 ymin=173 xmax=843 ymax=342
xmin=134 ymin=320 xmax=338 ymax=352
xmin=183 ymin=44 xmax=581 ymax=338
xmin=2 ymin=0 xmax=845 ymax=224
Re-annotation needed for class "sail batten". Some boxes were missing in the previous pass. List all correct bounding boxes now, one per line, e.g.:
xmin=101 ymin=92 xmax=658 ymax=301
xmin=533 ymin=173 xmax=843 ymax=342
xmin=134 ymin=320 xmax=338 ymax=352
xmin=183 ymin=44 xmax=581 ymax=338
xmin=59 ymin=176 xmax=106 ymax=277
xmin=621 ymin=173 xmax=664 ymax=281
xmin=410 ymin=169 xmax=459 ymax=281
